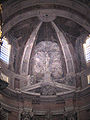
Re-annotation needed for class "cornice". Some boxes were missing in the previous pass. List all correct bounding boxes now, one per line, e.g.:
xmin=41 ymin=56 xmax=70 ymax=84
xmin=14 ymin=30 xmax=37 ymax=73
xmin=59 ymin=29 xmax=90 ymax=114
xmin=0 ymin=87 xmax=90 ymax=102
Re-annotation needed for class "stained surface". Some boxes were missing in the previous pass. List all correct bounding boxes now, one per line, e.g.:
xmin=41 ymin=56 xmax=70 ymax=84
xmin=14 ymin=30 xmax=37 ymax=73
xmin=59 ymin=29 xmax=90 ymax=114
xmin=2 ymin=1 xmax=89 ymax=97
xmin=31 ymin=41 xmax=63 ymax=81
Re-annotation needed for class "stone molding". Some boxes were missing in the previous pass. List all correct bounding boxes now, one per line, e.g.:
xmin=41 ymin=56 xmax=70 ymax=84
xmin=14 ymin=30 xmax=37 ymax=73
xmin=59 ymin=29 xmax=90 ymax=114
xmin=2 ymin=0 xmax=90 ymax=21
xmin=2 ymin=9 xmax=90 ymax=36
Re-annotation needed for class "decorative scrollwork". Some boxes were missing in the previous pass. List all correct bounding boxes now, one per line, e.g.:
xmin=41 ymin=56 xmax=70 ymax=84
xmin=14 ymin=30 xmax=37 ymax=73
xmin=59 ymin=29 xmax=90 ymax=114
xmin=20 ymin=109 xmax=34 ymax=120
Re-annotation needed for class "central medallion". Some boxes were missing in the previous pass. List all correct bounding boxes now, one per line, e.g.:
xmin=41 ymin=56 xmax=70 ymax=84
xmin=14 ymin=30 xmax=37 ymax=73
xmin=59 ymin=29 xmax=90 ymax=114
xmin=38 ymin=10 xmax=56 ymax=22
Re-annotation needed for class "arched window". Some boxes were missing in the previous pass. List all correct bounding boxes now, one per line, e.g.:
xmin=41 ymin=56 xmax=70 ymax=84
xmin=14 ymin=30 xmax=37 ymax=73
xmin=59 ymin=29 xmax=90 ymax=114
xmin=0 ymin=37 xmax=11 ymax=64
xmin=83 ymin=35 xmax=90 ymax=85
xmin=83 ymin=35 xmax=90 ymax=63
xmin=87 ymin=75 xmax=90 ymax=84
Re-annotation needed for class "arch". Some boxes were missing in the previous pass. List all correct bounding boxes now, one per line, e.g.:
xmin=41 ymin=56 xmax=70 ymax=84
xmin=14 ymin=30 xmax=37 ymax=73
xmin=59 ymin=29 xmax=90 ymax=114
xmin=52 ymin=22 xmax=75 ymax=74
xmin=2 ymin=9 xmax=90 ymax=36
xmin=20 ymin=22 xmax=42 ymax=75
xmin=3 ymin=0 xmax=90 ymax=21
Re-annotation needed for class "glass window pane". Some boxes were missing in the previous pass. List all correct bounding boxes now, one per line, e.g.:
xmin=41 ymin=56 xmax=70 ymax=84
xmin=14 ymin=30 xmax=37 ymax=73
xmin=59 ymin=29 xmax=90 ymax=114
xmin=0 ymin=37 xmax=11 ymax=64
xmin=83 ymin=35 xmax=90 ymax=63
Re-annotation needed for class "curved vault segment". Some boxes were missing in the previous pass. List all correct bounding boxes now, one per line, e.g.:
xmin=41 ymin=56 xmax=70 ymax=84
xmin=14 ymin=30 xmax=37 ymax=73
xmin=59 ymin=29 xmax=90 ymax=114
xmin=52 ymin=22 xmax=75 ymax=74
xmin=20 ymin=21 xmax=75 ymax=76
xmin=20 ymin=22 xmax=42 ymax=75
xmin=2 ymin=9 xmax=90 ymax=36
xmin=20 ymin=21 xmax=76 ymax=96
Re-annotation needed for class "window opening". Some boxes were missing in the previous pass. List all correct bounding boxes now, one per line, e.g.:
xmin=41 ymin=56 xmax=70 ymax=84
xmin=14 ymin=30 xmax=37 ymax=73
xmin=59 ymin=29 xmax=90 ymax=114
xmin=0 ymin=37 xmax=11 ymax=64
xmin=83 ymin=35 xmax=90 ymax=63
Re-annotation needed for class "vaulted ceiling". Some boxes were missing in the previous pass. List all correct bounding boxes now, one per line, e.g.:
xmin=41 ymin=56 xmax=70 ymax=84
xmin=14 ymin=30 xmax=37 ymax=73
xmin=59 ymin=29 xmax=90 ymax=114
xmin=0 ymin=0 xmax=90 ymax=101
